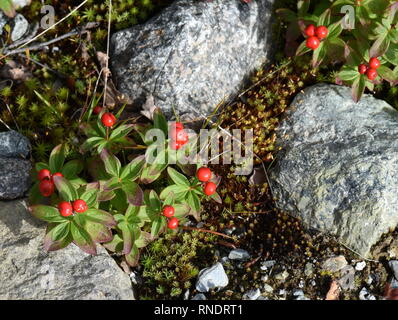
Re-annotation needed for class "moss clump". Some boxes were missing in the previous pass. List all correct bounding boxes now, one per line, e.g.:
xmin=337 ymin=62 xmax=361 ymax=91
xmin=139 ymin=231 xmax=217 ymax=300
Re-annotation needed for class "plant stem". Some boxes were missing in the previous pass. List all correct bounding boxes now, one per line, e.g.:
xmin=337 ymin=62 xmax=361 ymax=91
xmin=181 ymin=226 xmax=235 ymax=240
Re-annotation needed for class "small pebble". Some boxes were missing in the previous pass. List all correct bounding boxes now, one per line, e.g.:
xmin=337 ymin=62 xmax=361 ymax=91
xmin=263 ymin=284 xmax=273 ymax=293
xmin=243 ymin=288 xmax=261 ymax=300
xmin=355 ymin=261 xmax=366 ymax=271
xmin=359 ymin=287 xmax=376 ymax=300
xmin=228 ymin=249 xmax=250 ymax=260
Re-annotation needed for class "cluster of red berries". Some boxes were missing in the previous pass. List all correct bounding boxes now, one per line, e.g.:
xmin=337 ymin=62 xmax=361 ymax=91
xmin=38 ymin=169 xmax=64 ymax=197
xmin=196 ymin=167 xmax=217 ymax=196
xmin=58 ymin=199 xmax=88 ymax=217
xmin=169 ymin=122 xmax=189 ymax=150
xmin=358 ymin=57 xmax=380 ymax=80
xmin=162 ymin=205 xmax=179 ymax=230
xmin=304 ymin=24 xmax=329 ymax=50
xmin=92 ymin=105 xmax=117 ymax=128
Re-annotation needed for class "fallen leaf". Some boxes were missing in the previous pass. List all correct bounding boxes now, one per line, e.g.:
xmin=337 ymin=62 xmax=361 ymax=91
xmin=140 ymin=95 xmax=158 ymax=120
xmin=0 ymin=60 xmax=32 ymax=81
xmin=325 ymin=280 xmax=340 ymax=300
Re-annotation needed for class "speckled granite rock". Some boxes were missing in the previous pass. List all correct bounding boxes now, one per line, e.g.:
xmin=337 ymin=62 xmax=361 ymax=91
xmin=111 ymin=0 xmax=275 ymax=119
xmin=0 ymin=199 xmax=135 ymax=300
xmin=270 ymin=84 xmax=398 ymax=257
xmin=0 ymin=130 xmax=30 ymax=158
xmin=0 ymin=158 xmax=31 ymax=199
xmin=0 ymin=130 xmax=31 ymax=200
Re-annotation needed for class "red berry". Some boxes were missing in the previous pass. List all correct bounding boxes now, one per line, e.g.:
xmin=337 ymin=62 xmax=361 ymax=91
xmin=169 ymin=140 xmax=182 ymax=150
xmin=366 ymin=68 xmax=378 ymax=80
xmin=315 ymin=26 xmax=328 ymax=39
xmin=93 ymin=106 xmax=103 ymax=115
xmin=73 ymin=199 xmax=88 ymax=213
xmin=175 ymin=122 xmax=184 ymax=130
xmin=358 ymin=64 xmax=368 ymax=74
xmin=306 ymin=36 xmax=320 ymax=50
xmin=196 ymin=167 xmax=212 ymax=182
xmin=305 ymin=24 xmax=315 ymax=37
xmin=167 ymin=217 xmax=179 ymax=229
xmin=163 ymin=205 xmax=175 ymax=218
xmin=58 ymin=201 xmax=73 ymax=217
xmin=39 ymin=180 xmax=55 ymax=197
xmin=101 ymin=112 xmax=116 ymax=127
xmin=203 ymin=181 xmax=217 ymax=196
xmin=51 ymin=172 xmax=63 ymax=182
xmin=369 ymin=57 xmax=380 ymax=69
xmin=38 ymin=169 xmax=51 ymax=181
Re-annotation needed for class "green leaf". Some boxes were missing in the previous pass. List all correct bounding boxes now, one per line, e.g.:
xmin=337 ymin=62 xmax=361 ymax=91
xmin=103 ymin=176 xmax=121 ymax=191
xmin=71 ymin=222 xmax=97 ymax=255
xmin=125 ymin=244 xmax=140 ymax=267
xmin=79 ymin=188 xmax=98 ymax=207
xmin=339 ymin=67 xmax=359 ymax=81
xmin=148 ymin=190 xmax=162 ymax=212
xmin=351 ymin=75 xmax=366 ymax=103
xmin=29 ymin=205 xmax=66 ymax=223
xmin=378 ymin=65 xmax=398 ymax=84
xmin=109 ymin=124 xmax=134 ymax=140
xmin=103 ymin=234 xmax=124 ymax=252
xmin=61 ymin=160 xmax=84 ymax=179
xmin=100 ymin=149 xmax=121 ymax=177
xmin=312 ymin=41 xmax=327 ymax=67
xmin=384 ymin=43 xmax=398 ymax=64
xmin=276 ymin=8 xmax=297 ymax=22
xmin=120 ymin=155 xmax=146 ymax=180
xmin=159 ymin=184 xmax=189 ymax=201
xmin=0 ymin=0 xmax=15 ymax=18
xmin=167 ymin=167 xmax=190 ymax=186
xmin=43 ymin=223 xmax=73 ymax=251
xmin=53 ymin=176 xmax=78 ymax=201
xmin=187 ymin=191 xmax=201 ymax=214
xmin=173 ymin=203 xmax=191 ymax=219
xmin=85 ymin=222 xmax=113 ymax=243
xmin=295 ymin=40 xmax=311 ymax=56
xmin=81 ymin=137 xmax=104 ymax=153
xmin=370 ymin=34 xmax=390 ymax=57
xmin=328 ymin=20 xmax=343 ymax=39
xmin=318 ymin=8 xmax=331 ymax=26
xmin=122 ymin=181 xmax=144 ymax=206
xmin=153 ymin=108 xmax=168 ymax=135
xmin=85 ymin=208 xmax=117 ymax=227
xmin=297 ymin=0 xmax=310 ymax=17
xmin=49 ymin=144 xmax=66 ymax=173
xmin=151 ymin=216 xmax=165 ymax=237
xmin=35 ymin=162 xmax=49 ymax=172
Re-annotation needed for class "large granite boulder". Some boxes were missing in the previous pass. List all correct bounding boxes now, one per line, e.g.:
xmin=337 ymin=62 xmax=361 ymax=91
xmin=0 ymin=130 xmax=31 ymax=200
xmin=0 ymin=199 xmax=135 ymax=300
xmin=270 ymin=84 xmax=398 ymax=257
xmin=111 ymin=0 xmax=275 ymax=119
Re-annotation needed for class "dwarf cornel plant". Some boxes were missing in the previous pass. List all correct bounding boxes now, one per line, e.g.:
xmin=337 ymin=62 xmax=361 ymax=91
xmin=277 ymin=0 xmax=398 ymax=101
xmin=29 ymin=107 xmax=221 ymax=265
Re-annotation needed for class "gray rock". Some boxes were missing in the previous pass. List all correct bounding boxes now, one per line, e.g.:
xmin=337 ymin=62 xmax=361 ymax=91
xmin=243 ymin=288 xmax=261 ymax=300
xmin=359 ymin=287 xmax=376 ymax=300
xmin=0 ymin=12 xmax=8 ymax=35
xmin=338 ymin=265 xmax=356 ymax=291
xmin=260 ymin=260 xmax=276 ymax=271
xmin=11 ymin=14 xmax=29 ymax=42
xmin=355 ymin=261 xmax=366 ymax=271
xmin=270 ymin=83 xmax=398 ymax=257
xmin=274 ymin=270 xmax=289 ymax=281
xmin=228 ymin=249 xmax=250 ymax=260
xmin=0 ymin=158 xmax=31 ymax=200
xmin=0 ymin=199 xmax=135 ymax=300
xmin=0 ymin=130 xmax=30 ymax=158
xmin=263 ymin=284 xmax=273 ymax=293
xmin=111 ymin=0 xmax=275 ymax=119
xmin=304 ymin=262 xmax=314 ymax=276
xmin=192 ymin=293 xmax=207 ymax=300
xmin=196 ymin=262 xmax=229 ymax=292
xmin=389 ymin=260 xmax=398 ymax=280
xmin=12 ymin=0 xmax=31 ymax=9
xmin=321 ymin=256 xmax=348 ymax=273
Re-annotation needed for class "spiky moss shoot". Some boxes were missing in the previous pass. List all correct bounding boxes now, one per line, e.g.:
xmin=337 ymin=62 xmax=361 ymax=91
xmin=139 ymin=231 xmax=217 ymax=300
